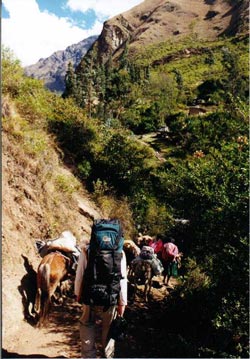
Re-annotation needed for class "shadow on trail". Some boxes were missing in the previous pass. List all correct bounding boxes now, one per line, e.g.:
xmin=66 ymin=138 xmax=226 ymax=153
xmin=42 ymin=296 xmax=82 ymax=356
xmin=2 ymin=348 xmax=66 ymax=358
xmin=116 ymin=298 xmax=169 ymax=358
xmin=18 ymin=255 xmax=37 ymax=326
xmin=115 ymin=281 xmax=170 ymax=358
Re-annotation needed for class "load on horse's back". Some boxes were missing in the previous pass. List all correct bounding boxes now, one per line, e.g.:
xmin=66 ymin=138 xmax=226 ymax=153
xmin=36 ymin=230 xmax=81 ymax=269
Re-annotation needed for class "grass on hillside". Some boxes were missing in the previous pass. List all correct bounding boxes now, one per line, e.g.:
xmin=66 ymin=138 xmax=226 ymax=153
xmin=2 ymin=47 xmax=136 ymax=238
xmin=130 ymin=35 xmax=248 ymax=90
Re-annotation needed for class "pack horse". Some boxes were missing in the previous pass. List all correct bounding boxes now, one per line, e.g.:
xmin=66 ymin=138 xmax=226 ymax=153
xmin=34 ymin=251 xmax=71 ymax=325
xmin=129 ymin=259 xmax=154 ymax=302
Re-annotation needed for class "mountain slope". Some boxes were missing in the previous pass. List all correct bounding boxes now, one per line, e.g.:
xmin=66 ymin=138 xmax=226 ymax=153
xmin=82 ymin=0 xmax=248 ymax=64
xmin=2 ymin=96 xmax=102 ymax=348
xmin=24 ymin=35 xmax=98 ymax=92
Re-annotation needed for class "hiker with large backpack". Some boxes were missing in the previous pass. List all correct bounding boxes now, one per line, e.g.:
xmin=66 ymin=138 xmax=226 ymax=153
xmin=74 ymin=219 xmax=127 ymax=358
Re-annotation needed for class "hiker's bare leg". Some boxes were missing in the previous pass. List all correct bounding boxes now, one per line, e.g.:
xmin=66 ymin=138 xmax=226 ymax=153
xmin=101 ymin=306 xmax=116 ymax=358
xmin=79 ymin=305 xmax=96 ymax=358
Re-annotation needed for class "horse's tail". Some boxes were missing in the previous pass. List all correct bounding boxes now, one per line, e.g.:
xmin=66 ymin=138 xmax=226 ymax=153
xmin=36 ymin=263 xmax=51 ymax=326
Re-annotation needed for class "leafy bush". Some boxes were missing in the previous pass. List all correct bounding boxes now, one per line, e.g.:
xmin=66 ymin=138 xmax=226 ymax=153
xmin=77 ymin=160 xmax=92 ymax=180
xmin=55 ymin=174 xmax=80 ymax=194
xmin=2 ymin=46 xmax=24 ymax=97
xmin=94 ymin=132 xmax=155 ymax=195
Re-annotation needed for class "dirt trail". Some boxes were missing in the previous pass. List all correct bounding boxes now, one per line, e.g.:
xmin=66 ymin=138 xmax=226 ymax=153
xmin=2 ymin=277 xmax=175 ymax=358
xmin=2 ymin=297 xmax=82 ymax=358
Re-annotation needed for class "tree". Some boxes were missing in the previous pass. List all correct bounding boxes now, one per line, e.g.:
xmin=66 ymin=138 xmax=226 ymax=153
xmin=63 ymin=62 xmax=77 ymax=99
xmin=148 ymin=72 xmax=178 ymax=123
xmin=221 ymin=47 xmax=247 ymax=100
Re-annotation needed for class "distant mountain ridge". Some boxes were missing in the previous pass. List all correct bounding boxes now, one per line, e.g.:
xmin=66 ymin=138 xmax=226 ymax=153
xmin=25 ymin=1 xmax=248 ymax=93
xmin=24 ymin=35 xmax=98 ymax=93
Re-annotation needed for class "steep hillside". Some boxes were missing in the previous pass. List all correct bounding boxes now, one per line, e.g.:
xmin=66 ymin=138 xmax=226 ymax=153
xmin=2 ymin=96 xmax=102 ymax=351
xmin=24 ymin=35 xmax=97 ymax=92
xmin=81 ymin=0 xmax=248 ymax=64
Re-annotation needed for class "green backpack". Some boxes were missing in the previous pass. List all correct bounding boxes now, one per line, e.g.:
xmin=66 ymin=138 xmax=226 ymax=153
xmin=82 ymin=219 xmax=124 ymax=307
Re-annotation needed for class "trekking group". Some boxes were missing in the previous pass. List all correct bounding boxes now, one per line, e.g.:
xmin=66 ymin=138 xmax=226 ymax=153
xmin=74 ymin=218 xmax=182 ymax=358
xmin=35 ymin=218 xmax=182 ymax=358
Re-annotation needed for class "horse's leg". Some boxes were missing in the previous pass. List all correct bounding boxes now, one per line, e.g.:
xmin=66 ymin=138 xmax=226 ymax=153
xmin=144 ymin=267 xmax=152 ymax=302
xmin=144 ymin=280 xmax=148 ymax=302
xmin=133 ymin=282 xmax=138 ymax=302
xmin=60 ymin=279 xmax=72 ymax=300
xmin=129 ymin=263 xmax=137 ymax=302
xmin=130 ymin=272 xmax=136 ymax=302
xmin=148 ymin=275 xmax=153 ymax=300
xmin=143 ymin=267 xmax=149 ymax=302
xmin=34 ymin=288 xmax=42 ymax=315
xmin=53 ymin=282 xmax=64 ymax=305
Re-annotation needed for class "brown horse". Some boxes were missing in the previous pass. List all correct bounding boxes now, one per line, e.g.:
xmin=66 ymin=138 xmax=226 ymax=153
xmin=34 ymin=251 xmax=71 ymax=326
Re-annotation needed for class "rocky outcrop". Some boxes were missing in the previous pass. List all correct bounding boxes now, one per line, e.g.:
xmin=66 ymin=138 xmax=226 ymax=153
xmin=96 ymin=15 xmax=135 ymax=63
xmin=24 ymin=35 xmax=98 ymax=93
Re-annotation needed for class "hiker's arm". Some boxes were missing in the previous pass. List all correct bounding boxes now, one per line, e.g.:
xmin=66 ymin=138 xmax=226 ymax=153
xmin=74 ymin=249 xmax=87 ymax=302
xmin=118 ymin=251 xmax=127 ymax=316
xmin=117 ymin=304 xmax=126 ymax=317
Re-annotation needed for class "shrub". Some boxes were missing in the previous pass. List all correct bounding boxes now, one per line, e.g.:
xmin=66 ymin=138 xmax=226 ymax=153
xmin=2 ymin=46 xmax=24 ymax=97
xmin=55 ymin=174 xmax=80 ymax=194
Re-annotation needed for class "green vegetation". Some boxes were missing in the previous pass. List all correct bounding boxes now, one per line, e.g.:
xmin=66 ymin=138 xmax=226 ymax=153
xmin=2 ymin=26 xmax=249 ymax=358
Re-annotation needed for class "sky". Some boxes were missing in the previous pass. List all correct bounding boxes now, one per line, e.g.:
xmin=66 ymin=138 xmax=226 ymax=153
xmin=2 ymin=0 xmax=143 ymax=67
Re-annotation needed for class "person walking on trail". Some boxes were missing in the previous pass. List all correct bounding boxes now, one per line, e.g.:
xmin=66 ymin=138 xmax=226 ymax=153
xmin=162 ymin=238 xmax=181 ymax=288
xmin=149 ymin=234 xmax=164 ymax=260
xmin=74 ymin=219 xmax=127 ymax=358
